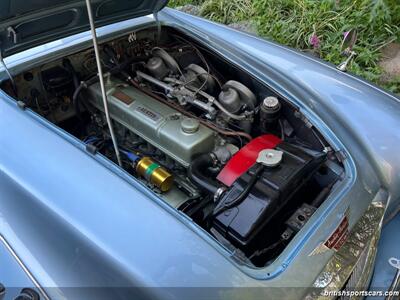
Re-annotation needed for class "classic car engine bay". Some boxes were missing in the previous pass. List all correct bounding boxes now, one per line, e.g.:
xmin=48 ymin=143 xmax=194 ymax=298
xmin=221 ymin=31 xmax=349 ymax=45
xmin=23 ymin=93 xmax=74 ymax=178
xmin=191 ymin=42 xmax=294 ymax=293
xmin=2 ymin=27 xmax=344 ymax=267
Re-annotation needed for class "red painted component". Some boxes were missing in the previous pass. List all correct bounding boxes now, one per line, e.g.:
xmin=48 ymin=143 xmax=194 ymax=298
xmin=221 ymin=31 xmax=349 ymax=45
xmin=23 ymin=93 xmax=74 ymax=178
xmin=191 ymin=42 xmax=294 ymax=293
xmin=217 ymin=134 xmax=282 ymax=186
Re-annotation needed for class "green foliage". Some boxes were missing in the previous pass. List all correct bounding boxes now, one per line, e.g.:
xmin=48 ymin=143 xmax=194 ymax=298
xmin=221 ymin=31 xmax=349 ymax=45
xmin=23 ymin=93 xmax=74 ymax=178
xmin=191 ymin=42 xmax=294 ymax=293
xmin=200 ymin=0 xmax=254 ymax=24
xmin=168 ymin=0 xmax=203 ymax=7
xmin=170 ymin=0 xmax=400 ymax=93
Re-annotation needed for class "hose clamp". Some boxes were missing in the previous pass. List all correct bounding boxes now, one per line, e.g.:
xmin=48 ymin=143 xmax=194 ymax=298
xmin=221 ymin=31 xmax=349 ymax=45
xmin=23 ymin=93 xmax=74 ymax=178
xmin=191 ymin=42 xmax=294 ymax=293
xmin=210 ymin=152 xmax=219 ymax=166
xmin=214 ymin=187 xmax=226 ymax=202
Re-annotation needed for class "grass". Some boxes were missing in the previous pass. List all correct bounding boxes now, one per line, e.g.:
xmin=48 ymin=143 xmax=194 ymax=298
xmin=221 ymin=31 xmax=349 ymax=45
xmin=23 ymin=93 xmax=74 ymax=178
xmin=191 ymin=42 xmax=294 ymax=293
xmin=169 ymin=0 xmax=400 ymax=94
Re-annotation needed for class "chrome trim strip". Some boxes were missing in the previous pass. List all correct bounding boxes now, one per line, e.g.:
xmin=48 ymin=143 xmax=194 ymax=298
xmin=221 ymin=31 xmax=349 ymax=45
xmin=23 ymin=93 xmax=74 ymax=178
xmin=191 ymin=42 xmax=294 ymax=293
xmin=0 ymin=235 xmax=50 ymax=300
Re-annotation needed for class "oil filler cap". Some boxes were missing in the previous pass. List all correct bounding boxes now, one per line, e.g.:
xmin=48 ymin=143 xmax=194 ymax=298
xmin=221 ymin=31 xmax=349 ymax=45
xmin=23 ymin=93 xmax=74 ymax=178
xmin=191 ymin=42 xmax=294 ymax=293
xmin=181 ymin=118 xmax=200 ymax=134
xmin=257 ymin=149 xmax=283 ymax=167
xmin=262 ymin=96 xmax=280 ymax=110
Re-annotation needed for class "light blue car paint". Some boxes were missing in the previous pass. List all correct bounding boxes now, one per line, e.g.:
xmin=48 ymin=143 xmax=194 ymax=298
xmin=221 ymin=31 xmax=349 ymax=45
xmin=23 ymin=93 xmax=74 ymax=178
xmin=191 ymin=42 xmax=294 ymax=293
xmin=0 ymin=7 xmax=399 ymax=300
xmin=0 ymin=238 xmax=42 ymax=299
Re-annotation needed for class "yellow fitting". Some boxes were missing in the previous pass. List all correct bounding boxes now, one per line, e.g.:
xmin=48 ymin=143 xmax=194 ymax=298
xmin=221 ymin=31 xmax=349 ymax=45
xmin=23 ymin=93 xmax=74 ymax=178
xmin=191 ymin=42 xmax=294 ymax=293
xmin=136 ymin=157 xmax=173 ymax=192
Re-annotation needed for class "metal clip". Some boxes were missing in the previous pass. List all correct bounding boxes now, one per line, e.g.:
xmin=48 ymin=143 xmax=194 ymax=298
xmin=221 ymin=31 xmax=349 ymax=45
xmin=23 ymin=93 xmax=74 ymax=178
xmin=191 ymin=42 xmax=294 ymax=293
xmin=7 ymin=26 xmax=19 ymax=44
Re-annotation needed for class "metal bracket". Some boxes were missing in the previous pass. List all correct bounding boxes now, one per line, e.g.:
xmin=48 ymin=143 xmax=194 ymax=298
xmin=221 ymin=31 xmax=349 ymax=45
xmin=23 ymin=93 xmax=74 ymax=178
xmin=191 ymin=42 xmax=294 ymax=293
xmin=335 ymin=149 xmax=347 ymax=162
xmin=337 ymin=50 xmax=357 ymax=72
xmin=17 ymin=100 xmax=26 ymax=110
xmin=85 ymin=143 xmax=98 ymax=155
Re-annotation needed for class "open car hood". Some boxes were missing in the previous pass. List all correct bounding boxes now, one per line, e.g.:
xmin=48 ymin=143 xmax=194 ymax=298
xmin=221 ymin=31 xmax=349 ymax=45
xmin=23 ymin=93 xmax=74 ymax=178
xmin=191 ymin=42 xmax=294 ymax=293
xmin=0 ymin=0 xmax=168 ymax=58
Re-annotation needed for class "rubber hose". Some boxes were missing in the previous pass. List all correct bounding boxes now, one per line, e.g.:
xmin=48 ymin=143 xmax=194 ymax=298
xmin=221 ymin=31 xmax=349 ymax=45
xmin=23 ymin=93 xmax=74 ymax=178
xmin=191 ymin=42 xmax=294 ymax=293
xmin=72 ymin=84 xmax=85 ymax=117
xmin=63 ymin=59 xmax=84 ymax=118
xmin=63 ymin=59 xmax=79 ymax=89
xmin=188 ymin=154 xmax=220 ymax=194
xmin=71 ymin=74 xmax=102 ymax=113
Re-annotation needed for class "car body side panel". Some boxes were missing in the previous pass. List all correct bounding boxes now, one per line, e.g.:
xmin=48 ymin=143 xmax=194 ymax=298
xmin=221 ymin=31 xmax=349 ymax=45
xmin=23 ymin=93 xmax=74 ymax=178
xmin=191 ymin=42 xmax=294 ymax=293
xmin=0 ymin=237 xmax=42 ymax=299
xmin=367 ymin=213 xmax=400 ymax=299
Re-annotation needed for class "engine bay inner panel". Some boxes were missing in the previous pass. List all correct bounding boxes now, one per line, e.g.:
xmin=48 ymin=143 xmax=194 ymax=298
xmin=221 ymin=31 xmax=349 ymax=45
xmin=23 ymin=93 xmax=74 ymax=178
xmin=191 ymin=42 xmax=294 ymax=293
xmin=2 ymin=26 xmax=344 ymax=267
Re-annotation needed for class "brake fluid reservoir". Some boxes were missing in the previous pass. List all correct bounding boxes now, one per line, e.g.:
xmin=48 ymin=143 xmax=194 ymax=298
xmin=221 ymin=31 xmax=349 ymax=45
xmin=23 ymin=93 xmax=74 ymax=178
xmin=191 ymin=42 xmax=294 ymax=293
xmin=136 ymin=157 xmax=173 ymax=192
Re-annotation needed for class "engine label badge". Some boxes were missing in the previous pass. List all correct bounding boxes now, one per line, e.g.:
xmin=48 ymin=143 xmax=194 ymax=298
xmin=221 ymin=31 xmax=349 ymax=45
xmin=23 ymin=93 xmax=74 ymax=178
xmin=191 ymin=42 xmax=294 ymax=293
xmin=309 ymin=211 xmax=350 ymax=256
xmin=324 ymin=215 xmax=349 ymax=251
xmin=113 ymin=90 xmax=134 ymax=105
xmin=136 ymin=106 xmax=162 ymax=122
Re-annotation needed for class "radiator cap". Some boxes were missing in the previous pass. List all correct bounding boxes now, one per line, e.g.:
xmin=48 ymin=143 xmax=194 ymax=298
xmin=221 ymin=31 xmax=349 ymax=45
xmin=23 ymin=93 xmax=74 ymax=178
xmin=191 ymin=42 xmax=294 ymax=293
xmin=257 ymin=149 xmax=283 ymax=167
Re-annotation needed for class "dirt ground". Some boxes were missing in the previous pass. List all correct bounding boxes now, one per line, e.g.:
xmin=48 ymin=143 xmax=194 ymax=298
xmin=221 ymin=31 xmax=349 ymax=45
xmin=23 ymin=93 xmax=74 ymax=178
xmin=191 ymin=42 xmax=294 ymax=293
xmin=379 ymin=43 xmax=400 ymax=83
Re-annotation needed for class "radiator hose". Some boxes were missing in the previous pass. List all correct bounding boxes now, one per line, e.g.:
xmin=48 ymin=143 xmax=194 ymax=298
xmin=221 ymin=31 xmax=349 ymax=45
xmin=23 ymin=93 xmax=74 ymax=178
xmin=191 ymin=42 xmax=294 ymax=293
xmin=188 ymin=153 xmax=221 ymax=195
xmin=63 ymin=59 xmax=84 ymax=119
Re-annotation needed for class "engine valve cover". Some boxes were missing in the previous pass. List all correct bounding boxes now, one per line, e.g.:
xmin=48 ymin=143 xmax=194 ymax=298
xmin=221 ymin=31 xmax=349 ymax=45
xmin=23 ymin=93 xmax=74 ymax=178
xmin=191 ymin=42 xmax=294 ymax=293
xmin=88 ymin=78 xmax=215 ymax=167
